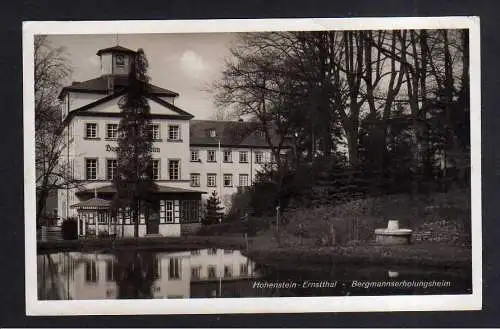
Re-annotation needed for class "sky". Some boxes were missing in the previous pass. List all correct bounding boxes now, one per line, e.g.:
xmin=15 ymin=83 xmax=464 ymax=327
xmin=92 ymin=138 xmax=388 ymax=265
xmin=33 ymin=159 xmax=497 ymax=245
xmin=47 ymin=33 xmax=237 ymax=119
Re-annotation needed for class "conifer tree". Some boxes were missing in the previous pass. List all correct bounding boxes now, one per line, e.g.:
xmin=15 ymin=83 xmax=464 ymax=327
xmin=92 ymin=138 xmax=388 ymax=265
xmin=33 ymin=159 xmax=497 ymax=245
xmin=204 ymin=191 xmax=224 ymax=225
xmin=112 ymin=49 xmax=157 ymax=238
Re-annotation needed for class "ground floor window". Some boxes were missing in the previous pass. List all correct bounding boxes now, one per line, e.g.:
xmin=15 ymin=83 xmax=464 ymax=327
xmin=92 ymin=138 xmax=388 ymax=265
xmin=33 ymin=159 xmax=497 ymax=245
xmin=191 ymin=266 xmax=201 ymax=280
xmin=179 ymin=200 xmax=201 ymax=223
xmin=106 ymin=260 xmax=117 ymax=282
xmin=85 ymin=260 xmax=98 ymax=283
xmin=224 ymin=265 xmax=233 ymax=278
xmin=153 ymin=257 xmax=161 ymax=279
xmin=207 ymin=265 xmax=217 ymax=279
xmin=168 ymin=258 xmax=181 ymax=280
xmin=159 ymin=200 xmax=176 ymax=223
xmin=240 ymin=263 xmax=248 ymax=276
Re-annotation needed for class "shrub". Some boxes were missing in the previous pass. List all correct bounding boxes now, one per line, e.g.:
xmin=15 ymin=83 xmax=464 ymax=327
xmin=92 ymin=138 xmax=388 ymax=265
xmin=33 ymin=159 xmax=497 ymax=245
xmin=61 ymin=217 xmax=78 ymax=240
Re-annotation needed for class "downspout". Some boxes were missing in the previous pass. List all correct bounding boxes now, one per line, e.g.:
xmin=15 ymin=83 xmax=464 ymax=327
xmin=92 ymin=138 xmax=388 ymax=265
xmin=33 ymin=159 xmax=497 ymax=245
xmin=250 ymin=147 xmax=253 ymax=185
xmin=66 ymin=100 xmax=70 ymax=223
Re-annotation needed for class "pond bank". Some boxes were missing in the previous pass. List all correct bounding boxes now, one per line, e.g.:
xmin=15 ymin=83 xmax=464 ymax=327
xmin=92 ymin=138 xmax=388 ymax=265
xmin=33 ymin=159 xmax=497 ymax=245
xmin=37 ymin=235 xmax=470 ymax=269
xmin=243 ymin=243 xmax=471 ymax=269
xmin=37 ymin=236 xmax=248 ymax=253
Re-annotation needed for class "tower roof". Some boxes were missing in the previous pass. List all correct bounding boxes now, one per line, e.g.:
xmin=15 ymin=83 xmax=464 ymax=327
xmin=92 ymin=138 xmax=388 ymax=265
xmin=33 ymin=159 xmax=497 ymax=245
xmin=58 ymin=75 xmax=179 ymax=99
xmin=96 ymin=45 xmax=137 ymax=56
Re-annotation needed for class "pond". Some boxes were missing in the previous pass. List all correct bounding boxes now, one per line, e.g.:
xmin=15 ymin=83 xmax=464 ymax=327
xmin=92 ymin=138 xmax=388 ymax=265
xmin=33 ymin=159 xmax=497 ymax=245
xmin=37 ymin=248 xmax=472 ymax=300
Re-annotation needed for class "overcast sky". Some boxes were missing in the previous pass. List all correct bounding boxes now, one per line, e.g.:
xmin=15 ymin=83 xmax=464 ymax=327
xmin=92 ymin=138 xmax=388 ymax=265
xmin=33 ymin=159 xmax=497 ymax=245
xmin=47 ymin=33 xmax=237 ymax=119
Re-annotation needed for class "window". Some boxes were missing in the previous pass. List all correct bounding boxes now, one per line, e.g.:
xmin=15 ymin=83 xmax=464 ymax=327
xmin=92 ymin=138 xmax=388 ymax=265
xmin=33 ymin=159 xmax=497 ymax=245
xmin=106 ymin=124 xmax=118 ymax=139
xmin=207 ymin=174 xmax=216 ymax=187
xmin=207 ymin=265 xmax=217 ymax=279
xmin=85 ymin=260 xmax=98 ymax=283
xmin=85 ymin=123 xmax=98 ymax=139
xmin=223 ymin=150 xmax=232 ymax=163
xmin=180 ymin=200 xmax=201 ymax=223
xmin=239 ymin=151 xmax=248 ymax=163
xmin=239 ymin=174 xmax=249 ymax=187
xmin=240 ymin=263 xmax=249 ymax=276
xmin=223 ymin=174 xmax=233 ymax=187
xmin=98 ymin=212 xmax=107 ymax=224
xmin=190 ymin=249 xmax=200 ymax=255
xmin=208 ymin=248 xmax=218 ymax=255
xmin=168 ymin=258 xmax=181 ymax=280
xmin=150 ymin=124 xmax=160 ymax=140
xmin=168 ymin=125 xmax=180 ymax=141
xmin=115 ymin=54 xmax=125 ymax=66
xmin=190 ymin=173 xmax=200 ymax=187
xmin=255 ymin=151 xmax=263 ymax=164
xmin=191 ymin=266 xmax=201 ymax=280
xmin=153 ymin=257 xmax=161 ymax=279
xmin=207 ymin=150 xmax=216 ymax=162
xmin=152 ymin=160 xmax=160 ymax=180
xmin=168 ymin=160 xmax=180 ymax=180
xmin=224 ymin=265 xmax=233 ymax=278
xmin=209 ymin=128 xmax=216 ymax=137
xmin=190 ymin=150 xmax=199 ymax=162
xmin=165 ymin=201 xmax=174 ymax=223
xmin=106 ymin=159 xmax=117 ymax=180
xmin=86 ymin=158 xmax=98 ymax=180
xmin=106 ymin=260 xmax=117 ymax=282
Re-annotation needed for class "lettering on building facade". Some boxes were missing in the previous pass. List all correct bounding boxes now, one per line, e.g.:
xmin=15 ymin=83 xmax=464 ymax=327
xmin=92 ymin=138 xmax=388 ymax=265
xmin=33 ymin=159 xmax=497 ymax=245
xmin=106 ymin=144 xmax=160 ymax=153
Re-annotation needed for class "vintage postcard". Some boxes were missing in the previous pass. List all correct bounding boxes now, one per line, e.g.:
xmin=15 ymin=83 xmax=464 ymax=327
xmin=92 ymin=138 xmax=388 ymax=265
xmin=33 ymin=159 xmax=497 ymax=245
xmin=23 ymin=17 xmax=481 ymax=315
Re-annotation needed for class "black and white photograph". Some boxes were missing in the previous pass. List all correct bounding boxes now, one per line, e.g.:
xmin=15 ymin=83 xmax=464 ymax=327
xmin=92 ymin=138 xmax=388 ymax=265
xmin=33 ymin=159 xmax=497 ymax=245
xmin=23 ymin=18 xmax=481 ymax=315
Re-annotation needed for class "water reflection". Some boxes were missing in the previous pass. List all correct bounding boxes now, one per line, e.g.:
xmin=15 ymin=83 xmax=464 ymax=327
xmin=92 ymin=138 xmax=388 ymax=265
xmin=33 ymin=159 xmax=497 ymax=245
xmin=37 ymin=249 xmax=260 ymax=300
xmin=37 ymin=248 xmax=471 ymax=300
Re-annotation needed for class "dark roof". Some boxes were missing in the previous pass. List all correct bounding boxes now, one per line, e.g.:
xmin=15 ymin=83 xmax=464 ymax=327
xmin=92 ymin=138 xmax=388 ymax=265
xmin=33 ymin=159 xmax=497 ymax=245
xmin=70 ymin=197 xmax=111 ymax=209
xmin=76 ymin=184 xmax=205 ymax=196
xmin=96 ymin=45 xmax=137 ymax=56
xmin=189 ymin=120 xmax=287 ymax=148
xmin=59 ymin=75 xmax=179 ymax=99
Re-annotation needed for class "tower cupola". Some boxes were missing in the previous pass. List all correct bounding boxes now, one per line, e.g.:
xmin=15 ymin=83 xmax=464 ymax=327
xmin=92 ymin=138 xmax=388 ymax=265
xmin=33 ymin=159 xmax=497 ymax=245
xmin=96 ymin=45 xmax=136 ymax=76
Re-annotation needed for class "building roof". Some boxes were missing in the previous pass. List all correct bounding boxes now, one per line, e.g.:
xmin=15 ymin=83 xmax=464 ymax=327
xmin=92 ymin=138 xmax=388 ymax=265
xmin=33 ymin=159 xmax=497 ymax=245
xmin=58 ymin=75 xmax=179 ymax=99
xmin=189 ymin=120 xmax=286 ymax=148
xmin=75 ymin=184 xmax=205 ymax=196
xmin=70 ymin=197 xmax=111 ymax=209
xmin=96 ymin=45 xmax=137 ymax=56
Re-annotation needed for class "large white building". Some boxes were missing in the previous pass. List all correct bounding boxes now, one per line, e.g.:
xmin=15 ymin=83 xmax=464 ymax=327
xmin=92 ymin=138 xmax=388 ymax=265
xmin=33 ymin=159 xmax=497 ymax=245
xmin=56 ymin=45 xmax=279 ymax=238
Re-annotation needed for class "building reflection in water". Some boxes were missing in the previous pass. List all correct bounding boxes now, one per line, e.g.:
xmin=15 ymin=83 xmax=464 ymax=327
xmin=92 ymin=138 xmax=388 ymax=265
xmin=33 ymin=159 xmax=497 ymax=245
xmin=37 ymin=249 xmax=261 ymax=300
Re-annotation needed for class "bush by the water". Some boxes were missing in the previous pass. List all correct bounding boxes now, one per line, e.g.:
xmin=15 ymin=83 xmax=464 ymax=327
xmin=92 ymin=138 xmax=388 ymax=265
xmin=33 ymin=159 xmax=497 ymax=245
xmin=61 ymin=218 xmax=78 ymax=240
xmin=197 ymin=216 xmax=270 ymax=236
xmin=281 ymin=189 xmax=471 ymax=246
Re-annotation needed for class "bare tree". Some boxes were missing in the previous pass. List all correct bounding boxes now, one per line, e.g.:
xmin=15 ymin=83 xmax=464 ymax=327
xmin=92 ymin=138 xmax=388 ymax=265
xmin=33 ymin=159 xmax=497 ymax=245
xmin=35 ymin=36 xmax=80 ymax=226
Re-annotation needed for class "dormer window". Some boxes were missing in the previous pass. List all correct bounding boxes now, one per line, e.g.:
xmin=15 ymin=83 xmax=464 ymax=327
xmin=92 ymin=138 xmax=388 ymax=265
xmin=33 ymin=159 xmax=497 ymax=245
xmin=209 ymin=129 xmax=216 ymax=138
xmin=116 ymin=55 xmax=125 ymax=67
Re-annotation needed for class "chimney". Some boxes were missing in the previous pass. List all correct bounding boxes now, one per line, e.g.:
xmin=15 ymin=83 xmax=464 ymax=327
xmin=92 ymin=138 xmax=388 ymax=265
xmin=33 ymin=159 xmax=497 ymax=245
xmin=107 ymin=76 xmax=114 ymax=94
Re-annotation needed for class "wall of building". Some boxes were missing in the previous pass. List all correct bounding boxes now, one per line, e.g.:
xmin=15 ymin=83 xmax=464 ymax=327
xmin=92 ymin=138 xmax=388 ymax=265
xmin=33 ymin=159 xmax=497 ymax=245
xmin=187 ymin=147 xmax=272 ymax=210
xmin=69 ymin=92 xmax=106 ymax=112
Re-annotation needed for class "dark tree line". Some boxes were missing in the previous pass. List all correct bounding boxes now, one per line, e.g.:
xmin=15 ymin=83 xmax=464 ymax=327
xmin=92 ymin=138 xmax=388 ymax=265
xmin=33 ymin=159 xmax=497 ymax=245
xmin=215 ymin=29 xmax=470 ymax=208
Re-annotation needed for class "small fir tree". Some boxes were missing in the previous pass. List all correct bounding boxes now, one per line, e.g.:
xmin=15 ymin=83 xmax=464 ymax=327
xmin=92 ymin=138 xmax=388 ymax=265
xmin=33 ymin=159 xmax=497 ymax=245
xmin=112 ymin=49 xmax=157 ymax=237
xmin=204 ymin=191 xmax=224 ymax=225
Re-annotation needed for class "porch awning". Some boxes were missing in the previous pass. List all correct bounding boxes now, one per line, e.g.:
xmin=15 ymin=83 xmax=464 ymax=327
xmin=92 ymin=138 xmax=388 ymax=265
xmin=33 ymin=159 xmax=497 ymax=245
xmin=70 ymin=197 xmax=111 ymax=210
xmin=75 ymin=183 xmax=206 ymax=196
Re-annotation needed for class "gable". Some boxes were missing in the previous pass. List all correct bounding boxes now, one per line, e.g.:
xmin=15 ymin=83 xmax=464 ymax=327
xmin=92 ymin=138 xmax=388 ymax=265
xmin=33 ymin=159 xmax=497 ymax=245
xmin=84 ymin=96 xmax=182 ymax=116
